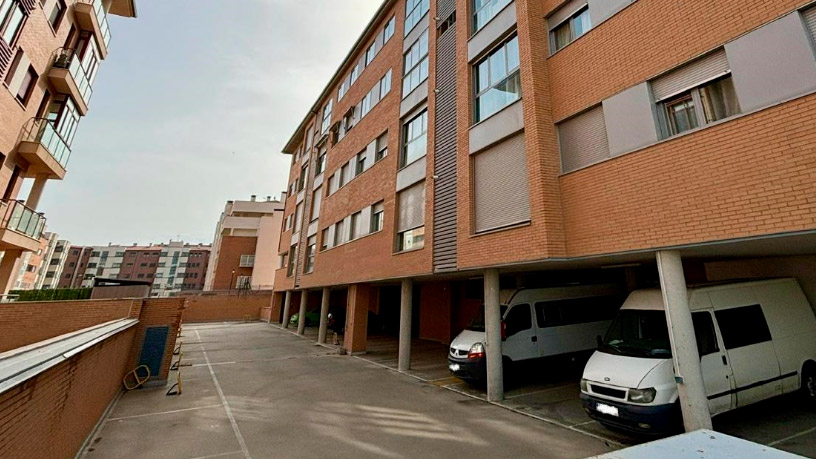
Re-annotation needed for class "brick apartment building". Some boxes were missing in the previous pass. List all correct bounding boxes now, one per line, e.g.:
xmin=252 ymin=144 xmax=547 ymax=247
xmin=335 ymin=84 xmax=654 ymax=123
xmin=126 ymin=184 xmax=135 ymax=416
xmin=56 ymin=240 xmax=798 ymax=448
xmin=49 ymin=240 xmax=211 ymax=296
xmin=204 ymin=195 xmax=284 ymax=291
xmin=9 ymin=230 xmax=58 ymax=290
xmin=0 ymin=0 xmax=137 ymax=295
xmin=271 ymin=0 xmax=816 ymax=410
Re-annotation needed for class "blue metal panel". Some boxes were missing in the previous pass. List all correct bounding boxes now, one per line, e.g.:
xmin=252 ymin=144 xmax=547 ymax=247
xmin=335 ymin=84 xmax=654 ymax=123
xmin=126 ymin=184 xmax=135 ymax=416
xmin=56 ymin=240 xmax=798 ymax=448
xmin=139 ymin=326 xmax=169 ymax=378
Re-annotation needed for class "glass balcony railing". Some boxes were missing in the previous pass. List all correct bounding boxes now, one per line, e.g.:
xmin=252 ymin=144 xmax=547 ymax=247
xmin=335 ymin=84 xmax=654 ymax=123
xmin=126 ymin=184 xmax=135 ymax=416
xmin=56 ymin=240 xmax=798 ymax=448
xmin=20 ymin=118 xmax=72 ymax=169
xmin=52 ymin=48 xmax=93 ymax=106
xmin=0 ymin=200 xmax=46 ymax=241
xmin=79 ymin=0 xmax=111 ymax=47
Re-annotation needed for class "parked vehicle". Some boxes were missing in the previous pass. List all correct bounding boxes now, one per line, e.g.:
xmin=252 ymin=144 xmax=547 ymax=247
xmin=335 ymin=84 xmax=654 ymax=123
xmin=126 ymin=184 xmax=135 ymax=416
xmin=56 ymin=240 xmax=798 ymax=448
xmin=289 ymin=310 xmax=321 ymax=327
xmin=448 ymin=284 xmax=623 ymax=383
xmin=581 ymin=278 xmax=816 ymax=435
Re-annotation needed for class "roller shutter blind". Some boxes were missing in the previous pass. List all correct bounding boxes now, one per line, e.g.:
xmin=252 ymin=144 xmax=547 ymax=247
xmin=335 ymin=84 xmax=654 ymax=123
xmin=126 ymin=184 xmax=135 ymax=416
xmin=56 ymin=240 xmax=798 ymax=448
xmin=805 ymin=7 xmax=816 ymax=41
xmin=397 ymin=181 xmax=425 ymax=232
xmin=558 ymin=105 xmax=610 ymax=173
xmin=652 ymin=49 xmax=730 ymax=101
xmin=548 ymin=0 xmax=588 ymax=29
xmin=473 ymin=133 xmax=530 ymax=233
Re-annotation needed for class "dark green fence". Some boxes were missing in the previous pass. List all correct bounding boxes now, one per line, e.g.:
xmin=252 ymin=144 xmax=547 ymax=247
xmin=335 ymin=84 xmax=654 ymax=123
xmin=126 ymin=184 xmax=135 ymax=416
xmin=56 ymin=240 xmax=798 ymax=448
xmin=9 ymin=288 xmax=93 ymax=302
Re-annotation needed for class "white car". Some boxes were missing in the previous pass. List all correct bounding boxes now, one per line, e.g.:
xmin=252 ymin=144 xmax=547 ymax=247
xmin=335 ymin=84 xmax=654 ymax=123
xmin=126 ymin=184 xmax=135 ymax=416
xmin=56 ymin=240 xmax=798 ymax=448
xmin=581 ymin=278 xmax=816 ymax=434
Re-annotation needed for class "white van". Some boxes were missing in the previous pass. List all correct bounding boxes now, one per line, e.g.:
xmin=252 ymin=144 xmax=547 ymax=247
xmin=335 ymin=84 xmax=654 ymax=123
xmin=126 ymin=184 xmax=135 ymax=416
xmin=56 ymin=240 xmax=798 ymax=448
xmin=448 ymin=284 xmax=623 ymax=383
xmin=581 ymin=278 xmax=816 ymax=434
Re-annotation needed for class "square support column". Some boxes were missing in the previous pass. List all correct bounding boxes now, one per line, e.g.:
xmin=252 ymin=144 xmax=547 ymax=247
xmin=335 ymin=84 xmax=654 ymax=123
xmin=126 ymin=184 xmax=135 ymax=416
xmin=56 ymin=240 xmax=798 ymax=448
xmin=484 ymin=268 xmax=504 ymax=402
xmin=656 ymin=250 xmax=713 ymax=432
xmin=297 ymin=289 xmax=309 ymax=335
xmin=318 ymin=287 xmax=330 ymax=344
xmin=0 ymin=250 xmax=23 ymax=295
xmin=282 ymin=290 xmax=293 ymax=329
xmin=344 ymin=284 xmax=370 ymax=355
xmin=398 ymin=279 xmax=413 ymax=371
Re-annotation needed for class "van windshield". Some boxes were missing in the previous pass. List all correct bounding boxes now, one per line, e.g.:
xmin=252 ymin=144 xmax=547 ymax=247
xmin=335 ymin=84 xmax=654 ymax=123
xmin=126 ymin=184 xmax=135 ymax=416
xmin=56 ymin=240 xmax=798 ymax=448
xmin=466 ymin=305 xmax=509 ymax=332
xmin=600 ymin=310 xmax=672 ymax=359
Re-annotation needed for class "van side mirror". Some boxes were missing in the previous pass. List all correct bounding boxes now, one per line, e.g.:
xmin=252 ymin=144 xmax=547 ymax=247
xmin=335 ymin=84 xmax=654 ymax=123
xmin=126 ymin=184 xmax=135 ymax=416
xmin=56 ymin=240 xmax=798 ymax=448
xmin=596 ymin=335 xmax=603 ymax=349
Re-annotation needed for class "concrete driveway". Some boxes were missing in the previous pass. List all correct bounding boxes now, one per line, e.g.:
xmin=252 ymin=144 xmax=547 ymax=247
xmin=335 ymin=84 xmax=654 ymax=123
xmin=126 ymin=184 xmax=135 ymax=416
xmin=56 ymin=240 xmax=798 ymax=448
xmin=82 ymin=322 xmax=618 ymax=459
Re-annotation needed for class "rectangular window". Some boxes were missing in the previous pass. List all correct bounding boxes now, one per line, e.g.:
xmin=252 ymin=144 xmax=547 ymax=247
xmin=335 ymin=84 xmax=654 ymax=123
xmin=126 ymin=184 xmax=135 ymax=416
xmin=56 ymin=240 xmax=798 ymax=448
xmin=558 ymin=105 xmax=610 ymax=173
xmin=398 ymin=226 xmax=425 ymax=251
xmin=320 ymin=228 xmax=329 ymax=251
xmin=321 ymin=99 xmax=333 ymax=134
xmin=15 ymin=66 xmax=37 ymax=105
xmin=375 ymin=132 xmax=388 ymax=161
xmin=692 ymin=312 xmax=719 ymax=357
xmin=239 ymin=254 xmax=255 ymax=267
xmin=304 ymin=236 xmax=316 ymax=273
xmin=236 ymin=276 xmax=251 ymax=289
xmin=355 ymin=151 xmax=366 ymax=175
xmin=339 ymin=163 xmax=349 ymax=187
xmin=550 ymin=5 xmax=590 ymax=53
xmin=298 ymin=164 xmax=308 ymax=191
xmin=294 ymin=203 xmax=303 ymax=232
xmin=286 ymin=244 xmax=296 ymax=277
xmin=47 ymin=0 xmax=66 ymax=30
xmin=380 ymin=69 xmax=392 ymax=96
xmin=311 ymin=186 xmax=322 ymax=221
xmin=396 ymin=181 xmax=425 ymax=251
xmin=401 ymin=109 xmax=428 ymax=167
xmin=474 ymin=35 xmax=520 ymax=122
xmin=370 ymin=202 xmax=384 ymax=233
xmin=365 ymin=42 xmax=376 ymax=66
xmin=405 ymin=0 xmax=429 ymax=35
xmin=0 ymin=1 xmax=25 ymax=45
xmin=658 ymin=76 xmax=740 ymax=137
xmin=334 ymin=220 xmax=345 ymax=246
xmin=403 ymin=30 xmax=429 ymax=97
xmin=715 ymin=304 xmax=772 ymax=350
xmin=473 ymin=0 xmax=511 ymax=32
xmin=473 ymin=133 xmax=530 ymax=232
xmin=384 ymin=16 xmax=396 ymax=42
xmin=350 ymin=212 xmax=362 ymax=240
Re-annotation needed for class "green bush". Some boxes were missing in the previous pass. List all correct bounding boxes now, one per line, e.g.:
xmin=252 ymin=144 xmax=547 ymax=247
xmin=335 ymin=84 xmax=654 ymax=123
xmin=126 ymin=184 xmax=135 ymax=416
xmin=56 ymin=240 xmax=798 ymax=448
xmin=9 ymin=288 xmax=93 ymax=302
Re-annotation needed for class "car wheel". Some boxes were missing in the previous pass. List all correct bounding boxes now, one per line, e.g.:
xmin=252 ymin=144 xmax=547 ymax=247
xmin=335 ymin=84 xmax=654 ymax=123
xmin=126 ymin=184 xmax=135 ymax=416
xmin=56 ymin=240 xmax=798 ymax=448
xmin=802 ymin=364 xmax=816 ymax=405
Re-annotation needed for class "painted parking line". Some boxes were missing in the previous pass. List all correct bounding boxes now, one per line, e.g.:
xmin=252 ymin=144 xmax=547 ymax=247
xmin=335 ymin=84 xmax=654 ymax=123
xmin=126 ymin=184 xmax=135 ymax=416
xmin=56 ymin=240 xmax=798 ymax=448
xmin=504 ymin=384 xmax=574 ymax=400
xmin=187 ymin=451 xmax=244 ymax=459
xmin=106 ymin=404 xmax=224 ymax=422
xmin=768 ymin=425 xmax=816 ymax=446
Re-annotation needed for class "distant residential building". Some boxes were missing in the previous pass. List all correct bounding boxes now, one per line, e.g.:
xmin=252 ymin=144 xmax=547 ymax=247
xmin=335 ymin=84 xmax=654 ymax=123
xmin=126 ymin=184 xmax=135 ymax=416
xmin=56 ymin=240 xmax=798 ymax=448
xmin=39 ymin=238 xmax=71 ymax=290
xmin=204 ymin=195 xmax=284 ymax=291
xmin=10 ymin=232 xmax=58 ymax=291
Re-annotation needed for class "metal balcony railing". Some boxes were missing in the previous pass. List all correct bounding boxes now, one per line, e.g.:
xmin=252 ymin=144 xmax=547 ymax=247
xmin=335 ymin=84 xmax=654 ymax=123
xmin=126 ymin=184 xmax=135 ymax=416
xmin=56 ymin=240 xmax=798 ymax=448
xmin=0 ymin=200 xmax=46 ymax=241
xmin=52 ymin=48 xmax=93 ymax=105
xmin=20 ymin=118 xmax=72 ymax=169
xmin=78 ymin=0 xmax=111 ymax=47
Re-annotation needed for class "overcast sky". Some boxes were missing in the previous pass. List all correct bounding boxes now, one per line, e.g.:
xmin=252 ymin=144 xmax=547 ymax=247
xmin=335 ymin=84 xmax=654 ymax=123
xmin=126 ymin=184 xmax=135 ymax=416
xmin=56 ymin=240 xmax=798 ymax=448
xmin=27 ymin=0 xmax=382 ymax=246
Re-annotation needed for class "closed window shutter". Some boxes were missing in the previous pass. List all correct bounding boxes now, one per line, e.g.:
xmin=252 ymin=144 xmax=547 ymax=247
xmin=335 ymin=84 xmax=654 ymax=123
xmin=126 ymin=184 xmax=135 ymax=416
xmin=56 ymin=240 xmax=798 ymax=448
xmin=397 ymin=181 xmax=425 ymax=232
xmin=548 ymin=0 xmax=588 ymax=29
xmin=473 ymin=133 xmax=530 ymax=233
xmin=652 ymin=49 xmax=730 ymax=101
xmin=805 ymin=7 xmax=816 ymax=41
xmin=558 ymin=106 xmax=610 ymax=173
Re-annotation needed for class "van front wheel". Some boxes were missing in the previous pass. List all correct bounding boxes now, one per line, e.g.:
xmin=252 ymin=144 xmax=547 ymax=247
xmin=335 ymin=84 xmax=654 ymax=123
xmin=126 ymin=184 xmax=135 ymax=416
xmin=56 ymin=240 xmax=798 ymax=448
xmin=803 ymin=365 xmax=816 ymax=405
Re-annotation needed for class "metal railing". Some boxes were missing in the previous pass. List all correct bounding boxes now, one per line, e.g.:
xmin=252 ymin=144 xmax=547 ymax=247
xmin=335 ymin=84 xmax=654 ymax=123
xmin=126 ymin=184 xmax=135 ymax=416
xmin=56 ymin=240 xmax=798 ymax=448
xmin=20 ymin=118 xmax=72 ymax=169
xmin=52 ymin=48 xmax=93 ymax=105
xmin=78 ymin=0 xmax=111 ymax=47
xmin=0 ymin=200 xmax=46 ymax=240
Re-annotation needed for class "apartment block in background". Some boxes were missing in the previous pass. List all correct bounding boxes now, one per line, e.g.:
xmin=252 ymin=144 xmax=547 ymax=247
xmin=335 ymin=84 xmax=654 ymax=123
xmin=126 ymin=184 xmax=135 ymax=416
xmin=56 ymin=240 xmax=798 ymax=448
xmin=0 ymin=0 xmax=137 ymax=294
xmin=204 ymin=195 xmax=284 ymax=291
xmin=271 ymin=0 xmax=816 ymax=361
xmin=9 ymin=231 xmax=58 ymax=290
xmin=39 ymin=236 xmax=70 ymax=289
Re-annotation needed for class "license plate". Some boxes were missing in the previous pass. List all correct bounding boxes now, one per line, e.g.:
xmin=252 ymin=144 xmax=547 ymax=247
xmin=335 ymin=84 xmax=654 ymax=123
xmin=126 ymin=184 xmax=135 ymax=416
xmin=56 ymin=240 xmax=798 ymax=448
xmin=596 ymin=403 xmax=619 ymax=417
xmin=449 ymin=364 xmax=460 ymax=372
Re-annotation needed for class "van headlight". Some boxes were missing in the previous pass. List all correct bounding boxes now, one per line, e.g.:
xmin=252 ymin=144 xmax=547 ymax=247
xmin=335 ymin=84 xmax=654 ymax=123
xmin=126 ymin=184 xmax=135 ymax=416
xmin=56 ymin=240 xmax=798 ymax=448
xmin=467 ymin=342 xmax=485 ymax=359
xmin=627 ymin=388 xmax=656 ymax=404
xmin=580 ymin=379 xmax=588 ymax=393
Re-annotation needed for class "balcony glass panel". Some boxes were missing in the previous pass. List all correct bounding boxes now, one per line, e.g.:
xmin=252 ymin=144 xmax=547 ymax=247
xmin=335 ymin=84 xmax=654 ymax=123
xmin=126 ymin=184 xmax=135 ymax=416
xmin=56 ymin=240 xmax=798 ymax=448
xmin=2 ymin=201 xmax=46 ymax=240
xmin=21 ymin=118 xmax=72 ymax=169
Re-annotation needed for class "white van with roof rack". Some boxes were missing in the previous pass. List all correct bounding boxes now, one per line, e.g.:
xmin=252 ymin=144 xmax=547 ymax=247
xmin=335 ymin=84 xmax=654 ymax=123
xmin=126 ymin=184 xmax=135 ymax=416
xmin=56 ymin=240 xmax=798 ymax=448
xmin=581 ymin=278 xmax=816 ymax=434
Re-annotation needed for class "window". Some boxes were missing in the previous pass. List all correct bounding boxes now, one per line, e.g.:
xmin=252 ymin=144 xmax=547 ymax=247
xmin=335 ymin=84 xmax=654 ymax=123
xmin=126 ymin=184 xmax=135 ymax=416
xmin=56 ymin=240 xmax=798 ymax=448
xmin=401 ymin=109 xmax=428 ymax=167
xmin=384 ymin=16 xmax=396 ymax=42
xmin=236 ymin=276 xmax=251 ymax=289
xmin=550 ymin=6 xmax=590 ymax=53
xmin=370 ymin=202 xmax=384 ymax=233
xmin=474 ymin=35 xmax=520 ymax=122
xmin=320 ymin=99 xmax=333 ymax=134
xmin=350 ymin=211 xmax=362 ymax=240
xmin=397 ymin=181 xmax=425 ymax=251
xmin=334 ymin=220 xmax=345 ymax=246
xmin=375 ymin=132 xmax=388 ymax=161
xmin=403 ymin=30 xmax=429 ymax=97
xmin=398 ymin=227 xmax=425 ymax=251
xmin=15 ymin=65 xmax=37 ymax=105
xmin=692 ymin=312 xmax=719 ymax=357
xmin=140 ymin=263 xmax=147 ymax=267
xmin=320 ymin=228 xmax=329 ymax=251
xmin=715 ymin=304 xmax=772 ymax=350
xmin=316 ymin=150 xmax=327 ymax=175
xmin=0 ymin=0 xmax=25 ymax=45
xmin=350 ymin=63 xmax=360 ymax=85
xmin=355 ymin=151 xmax=366 ymax=175
xmin=310 ymin=186 xmax=322 ymax=221
xmin=47 ymin=95 xmax=80 ymax=145
xmin=473 ymin=0 xmax=511 ymax=32
xmin=286 ymin=245 xmax=296 ymax=277
xmin=47 ymin=0 xmax=66 ymax=30
xmin=361 ymin=70 xmax=392 ymax=118
xmin=405 ymin=0 xmax=429 ymax=35
xmin=279 ymin=253 xmax=287 ymax=269
xmin=505 ymin=304 xmax=532 ymax=337
xmin=361 ymin=92 xmax=373 ymax=116
xmin=294 ymin=203 xmax=303 ymax=232
xmin=380 ymin=70 xmax=392 ymax=95
xmin=659 ymin=76 xmax=740 ymax=137
xmin=534 ymin=296 xmax=620 ymax=328
xmin=339 ymin=163 xmax=349 ymax=187
xmin=304 ymin=236 xmax=316 ymax=273
xmin=298 ymin=164 xmax=308 ymax=191
xmin=365 ymin=42 xmax=376 ymax=66
xmin=239 ymin=254 xmax=255 ymax=267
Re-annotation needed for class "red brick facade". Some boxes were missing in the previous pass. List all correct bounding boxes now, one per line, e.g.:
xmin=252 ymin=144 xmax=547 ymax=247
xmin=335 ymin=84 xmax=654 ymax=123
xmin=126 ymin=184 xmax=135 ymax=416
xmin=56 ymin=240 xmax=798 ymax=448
xmin=210 ymin=236 xmax=258 ymax=290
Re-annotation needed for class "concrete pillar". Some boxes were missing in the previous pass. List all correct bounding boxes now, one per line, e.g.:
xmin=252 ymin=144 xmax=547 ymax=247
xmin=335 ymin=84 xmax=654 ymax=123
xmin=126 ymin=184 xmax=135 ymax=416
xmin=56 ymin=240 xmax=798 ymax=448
xmin=25 ymin=174 xmax=48 ymax=210
xmin=344 ymin=284 xmax=370 ymax=355
xmin=398 ymin=278 xmax=413 ymax=371
xmin=0 ymin=250 xmax=23 ymax=295
xmin=656 ymin=250 xmax=713 ymax=432
xmin=282 ymin=290 xmax=293 ymax=329
xmin=484 ymin=268 xmax=504 ymax=402
xmin=297 ymin=289 xmax=309 ymax=335
xmin=318 ymin=287 xmax=330 ymax=344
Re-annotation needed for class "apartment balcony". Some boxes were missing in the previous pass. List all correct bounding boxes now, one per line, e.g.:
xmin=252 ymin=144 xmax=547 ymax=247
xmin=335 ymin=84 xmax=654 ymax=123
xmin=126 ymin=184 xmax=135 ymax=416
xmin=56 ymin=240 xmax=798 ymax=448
xmin=73 ymin=0 xmax=110 ymax=59
xmin=48 ymin=48 xmax=92 ymax=115
xmin=0 ymin=201 xmax=46 ymax=253
xmin=16 ymin=118 xmax=71 ymax=180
